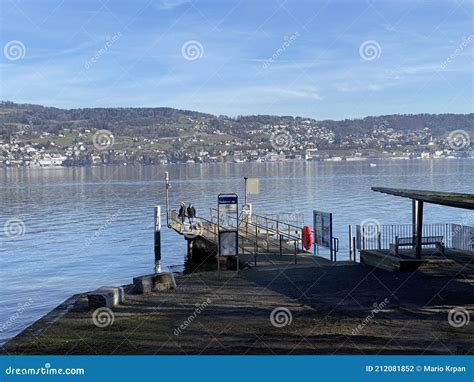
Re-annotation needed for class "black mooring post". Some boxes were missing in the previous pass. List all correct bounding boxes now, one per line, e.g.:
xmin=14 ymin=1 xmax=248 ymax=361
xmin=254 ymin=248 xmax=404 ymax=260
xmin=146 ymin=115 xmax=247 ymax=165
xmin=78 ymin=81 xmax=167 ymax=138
xmin=154 ymin=206 xmax=161 ymax=272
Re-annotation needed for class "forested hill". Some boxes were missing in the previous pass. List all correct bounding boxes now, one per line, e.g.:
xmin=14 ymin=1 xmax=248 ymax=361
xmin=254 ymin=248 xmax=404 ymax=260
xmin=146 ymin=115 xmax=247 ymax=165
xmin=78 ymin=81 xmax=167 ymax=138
xmin=1 ymin=101 xmax=472 ymax=140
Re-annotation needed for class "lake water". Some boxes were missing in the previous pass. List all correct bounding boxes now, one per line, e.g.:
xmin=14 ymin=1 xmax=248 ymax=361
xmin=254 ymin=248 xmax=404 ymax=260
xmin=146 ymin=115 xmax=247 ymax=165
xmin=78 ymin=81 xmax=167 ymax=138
xmin=1 ymin=159 xmax=473 ymax=344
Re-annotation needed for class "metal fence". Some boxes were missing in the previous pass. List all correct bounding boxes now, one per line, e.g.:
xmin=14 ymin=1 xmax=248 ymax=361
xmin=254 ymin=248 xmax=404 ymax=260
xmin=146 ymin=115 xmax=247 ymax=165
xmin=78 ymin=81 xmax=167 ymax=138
xmin=452 ymin=224 xmax=474 ymax=252
xmin=356 ymin=223 xmax=474 ymax=252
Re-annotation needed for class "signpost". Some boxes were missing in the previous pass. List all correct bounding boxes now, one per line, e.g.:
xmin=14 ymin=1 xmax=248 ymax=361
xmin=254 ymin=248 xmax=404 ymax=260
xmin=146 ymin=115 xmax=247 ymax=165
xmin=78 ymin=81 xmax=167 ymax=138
xmin=217 ymin=193 xmax=239 ymax=275
xmin=313 ymin=210 xmax=336 ymax=261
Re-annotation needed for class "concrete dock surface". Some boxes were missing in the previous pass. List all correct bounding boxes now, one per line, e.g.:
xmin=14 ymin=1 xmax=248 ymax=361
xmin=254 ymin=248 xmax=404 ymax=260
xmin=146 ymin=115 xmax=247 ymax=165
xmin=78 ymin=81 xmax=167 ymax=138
xmin=3 ymin=253 xmax=473 ymax=355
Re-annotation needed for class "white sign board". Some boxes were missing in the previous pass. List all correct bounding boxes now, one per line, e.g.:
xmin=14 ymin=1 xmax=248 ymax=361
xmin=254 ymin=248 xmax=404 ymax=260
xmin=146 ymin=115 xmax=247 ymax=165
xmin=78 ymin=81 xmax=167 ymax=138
xmin=247 ymin=178 xmax=259 ymax=194
xmin=219 ymin=231 xmax=238 ymax=257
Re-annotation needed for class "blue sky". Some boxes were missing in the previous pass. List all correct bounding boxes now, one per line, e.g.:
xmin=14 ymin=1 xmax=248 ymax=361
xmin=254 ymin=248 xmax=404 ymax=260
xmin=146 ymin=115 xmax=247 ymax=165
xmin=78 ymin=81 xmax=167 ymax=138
xmin=0 ymin=0 xmax=472 ymax=119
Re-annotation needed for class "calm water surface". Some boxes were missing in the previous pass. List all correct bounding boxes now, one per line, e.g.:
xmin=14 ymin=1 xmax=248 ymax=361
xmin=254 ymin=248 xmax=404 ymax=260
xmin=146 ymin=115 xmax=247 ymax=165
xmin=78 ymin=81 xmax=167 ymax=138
xmin=1 ymin=159 xmax=473 ymax=344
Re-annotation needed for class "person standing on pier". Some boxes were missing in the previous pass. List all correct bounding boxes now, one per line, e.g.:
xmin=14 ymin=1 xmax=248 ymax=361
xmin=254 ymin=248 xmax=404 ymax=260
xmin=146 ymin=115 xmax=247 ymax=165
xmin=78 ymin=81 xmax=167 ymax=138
xmin=178 ymin=202 xmax=187 ymax=230
xmin=187 ymin=203 xmax=196 ymax=230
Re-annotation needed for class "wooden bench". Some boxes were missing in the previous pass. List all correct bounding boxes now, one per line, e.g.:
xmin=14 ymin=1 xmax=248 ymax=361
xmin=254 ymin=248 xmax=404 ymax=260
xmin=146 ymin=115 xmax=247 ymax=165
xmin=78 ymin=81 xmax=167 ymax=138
xmin=389 ymin=235 xmax=445 ymax=257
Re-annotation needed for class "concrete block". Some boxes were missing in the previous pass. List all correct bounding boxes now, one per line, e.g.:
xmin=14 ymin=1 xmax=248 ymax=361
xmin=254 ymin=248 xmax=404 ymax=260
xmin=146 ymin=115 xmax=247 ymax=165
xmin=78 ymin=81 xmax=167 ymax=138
xmin=133 ymin=272 xmax=176 ymax=294
xmin=133 ymin=276 xmax=153 ymax=294
xmin=156 ymin=272 xmax=177 ymax=290
xmin=98 ymin=286 xmax=125 ymax=305
xmin=87 ymin=286 xmax=125 ymax=309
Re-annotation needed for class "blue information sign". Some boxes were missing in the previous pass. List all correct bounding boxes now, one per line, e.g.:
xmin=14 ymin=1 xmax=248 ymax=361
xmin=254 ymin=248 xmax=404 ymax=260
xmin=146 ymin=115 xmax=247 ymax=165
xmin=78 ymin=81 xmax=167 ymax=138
xmin=218 ymin=195 xmax=238 ymax=205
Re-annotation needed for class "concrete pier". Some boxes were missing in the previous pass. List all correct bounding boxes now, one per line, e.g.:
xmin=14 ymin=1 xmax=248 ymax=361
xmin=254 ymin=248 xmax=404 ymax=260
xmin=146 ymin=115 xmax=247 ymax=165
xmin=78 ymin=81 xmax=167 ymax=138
xmin=4 ymin=251 xmax=473 ymax=355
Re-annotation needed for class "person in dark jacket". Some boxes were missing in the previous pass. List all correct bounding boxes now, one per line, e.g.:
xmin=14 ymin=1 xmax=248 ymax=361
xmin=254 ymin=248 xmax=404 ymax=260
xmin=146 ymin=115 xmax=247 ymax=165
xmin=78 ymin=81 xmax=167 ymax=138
xmin=187 ymin=203 xmax=196 ymax=229
xmin=178 ymin=202 xmax=186 ymax=229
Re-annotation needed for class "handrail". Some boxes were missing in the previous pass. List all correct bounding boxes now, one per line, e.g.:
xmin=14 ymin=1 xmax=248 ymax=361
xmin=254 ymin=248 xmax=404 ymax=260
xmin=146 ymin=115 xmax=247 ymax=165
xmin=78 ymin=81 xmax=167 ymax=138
xmin=211 ymin=207 xmax=302 ymax=231
xmin=169 ymin=210 xmax=284 ymax=253
xmin=170 ymin=208 xmax=303 ymax=255
xmin=225 ymin=213 xmax=301 ymax=242
xmin=169 ymin=209 xmax=218 ymax=239
xmin=250 ymin=211 xmax=302 ymax=231
xmin=209 ymin=207 xmax=302 ymax=241
xmin=173 ymin=207 xmax=301 ymax=242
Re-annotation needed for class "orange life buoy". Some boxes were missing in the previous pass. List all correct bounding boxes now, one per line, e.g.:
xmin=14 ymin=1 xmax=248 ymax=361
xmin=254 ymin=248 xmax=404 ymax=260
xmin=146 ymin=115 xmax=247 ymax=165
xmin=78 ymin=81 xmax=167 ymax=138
xmin=302 ymin=226 xmax=313 ymax=250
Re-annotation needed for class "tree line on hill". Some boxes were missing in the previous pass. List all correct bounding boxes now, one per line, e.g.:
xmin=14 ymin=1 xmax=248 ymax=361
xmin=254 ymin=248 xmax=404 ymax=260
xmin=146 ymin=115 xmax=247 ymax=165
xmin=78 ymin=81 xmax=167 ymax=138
xmin=0 ymin=101 xmax=472 ymax=141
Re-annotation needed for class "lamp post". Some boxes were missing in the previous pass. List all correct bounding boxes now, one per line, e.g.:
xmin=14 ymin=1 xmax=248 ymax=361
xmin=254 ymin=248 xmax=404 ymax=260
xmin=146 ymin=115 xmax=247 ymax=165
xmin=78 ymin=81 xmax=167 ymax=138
xmin=244 ymin=176 xmax=248 ymax=205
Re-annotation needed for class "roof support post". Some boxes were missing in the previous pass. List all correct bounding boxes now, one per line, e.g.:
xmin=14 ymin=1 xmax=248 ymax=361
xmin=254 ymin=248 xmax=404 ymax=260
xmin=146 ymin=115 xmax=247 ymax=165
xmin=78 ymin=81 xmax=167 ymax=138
xmin=412 ymin=199 xmax=417 ymax=247
xmin=415 ymin=200 xmax=424 ymax=259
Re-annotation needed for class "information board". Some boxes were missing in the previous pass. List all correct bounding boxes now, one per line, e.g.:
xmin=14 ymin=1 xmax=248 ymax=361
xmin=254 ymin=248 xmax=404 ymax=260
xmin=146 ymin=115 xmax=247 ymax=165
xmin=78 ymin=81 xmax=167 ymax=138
xmin=218 ymin=230 xmax=238 ymax=257
xmin=313 ymin=210 xmax=333 ymax=249
xmin=217 ymin=193 xmax=238 ymax=259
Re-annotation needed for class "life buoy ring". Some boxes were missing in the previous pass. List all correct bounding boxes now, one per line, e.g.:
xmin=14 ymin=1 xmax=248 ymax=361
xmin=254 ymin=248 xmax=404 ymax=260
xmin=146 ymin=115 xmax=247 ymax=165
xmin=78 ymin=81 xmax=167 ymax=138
xmin=302 ymin=226 xmax=313 ymax=250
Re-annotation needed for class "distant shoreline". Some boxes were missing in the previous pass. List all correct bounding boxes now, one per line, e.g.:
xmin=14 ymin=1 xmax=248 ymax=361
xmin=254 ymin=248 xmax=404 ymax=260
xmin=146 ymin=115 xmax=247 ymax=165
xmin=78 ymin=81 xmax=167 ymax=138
xmin=1 ymin=156 xmax=472 ymax=170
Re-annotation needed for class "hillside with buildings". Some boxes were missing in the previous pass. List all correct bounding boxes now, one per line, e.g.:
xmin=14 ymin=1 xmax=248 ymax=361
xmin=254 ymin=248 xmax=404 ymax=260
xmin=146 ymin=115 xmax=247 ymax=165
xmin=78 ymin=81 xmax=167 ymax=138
xmin=0 ymin=101 xmax=472 ymax=167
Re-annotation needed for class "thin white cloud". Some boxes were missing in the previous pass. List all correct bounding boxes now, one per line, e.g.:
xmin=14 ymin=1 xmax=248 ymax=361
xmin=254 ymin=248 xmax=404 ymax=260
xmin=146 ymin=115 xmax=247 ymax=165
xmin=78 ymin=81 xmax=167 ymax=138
xmin=336 ymin=83 xmax=383 ymax=93
xmin=153 ymin=0 xmax=190 ymax=11
xmin=250 ymin=85 xmax=323 ymax=100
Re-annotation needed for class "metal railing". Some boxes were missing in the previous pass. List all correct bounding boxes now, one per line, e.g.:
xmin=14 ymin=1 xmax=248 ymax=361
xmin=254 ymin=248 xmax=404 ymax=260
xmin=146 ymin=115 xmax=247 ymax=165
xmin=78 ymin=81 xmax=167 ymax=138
xmin=356 ymin=223 xmax=473 ymax=252
xmin=231 ymin=211 xmax=305 ymax=263
xmin=210 ymin=208 xmax=302 ymax=241
xmin=170 ymin=208 xmax=285 ymax=252
xmin=169 ymin=209 xmax=218 ymax=242
xmin=170 ymin=208 xmax=305 ymax=263
xmin=452 ymin=224 xmax=474 ymax=252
